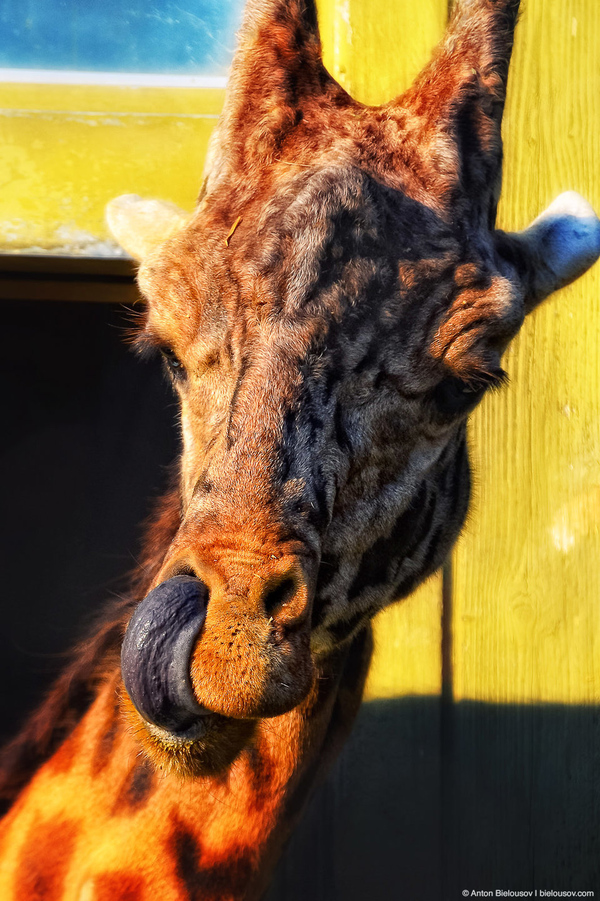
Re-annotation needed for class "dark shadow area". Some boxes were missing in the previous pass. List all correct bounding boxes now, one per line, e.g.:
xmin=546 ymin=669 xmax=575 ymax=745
xmin=0 ymin=299 xmax=178 ymax=746
xmin=445 ymin=700 xmax=600 ymax=894
xmin=267 ymin=697 xmax=600 ymax=900
xmin=266 ymin=696 xmax=443 ymax=901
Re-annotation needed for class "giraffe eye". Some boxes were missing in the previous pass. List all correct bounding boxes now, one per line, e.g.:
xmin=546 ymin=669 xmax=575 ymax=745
xmin=160 ymin=347 xmax=185 ymax=378
xmin=431 ymin=375 xmax=487 ymax=420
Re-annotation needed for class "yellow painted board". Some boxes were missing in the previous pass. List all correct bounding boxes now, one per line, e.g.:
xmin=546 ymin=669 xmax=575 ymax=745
xmin=0 ymin=84 xmax=226 ymax=115
xmin=452 ymin=0 xmax=600 ymax=704
xmin=0 ymin=85 xmax=224 ymax=252
xmin=365 ymin=574 xmax=443 ymax=699
xmin=0 ymin=0 xmax=446 ymax=251
xmin=318 ymin=0 xmax=446 ymax=105
xmin=319 ymin=0 xmax=449 ymax=701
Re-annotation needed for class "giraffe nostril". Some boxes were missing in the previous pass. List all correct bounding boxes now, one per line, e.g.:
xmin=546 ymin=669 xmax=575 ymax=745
xmin=261 ymin=567 xmax=313 ymax=635
xmin=263 ymin=576 xmax=297 ymax=618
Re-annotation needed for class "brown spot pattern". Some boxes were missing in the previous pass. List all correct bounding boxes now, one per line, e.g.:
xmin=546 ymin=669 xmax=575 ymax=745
xmin=15 ymin=818 xmax=78 ymax=901
xmin=112 ymin=758 xmax=155 ymax=815
xmin=46 ymin=731 xmax=79 ymax=777
xmin=169 ymin=816 xmax=255 ymax=900
xmin=91 ymin=704 xmax=120 ymax=778
xmin=247 ymin=746 xmax=276 ymax=814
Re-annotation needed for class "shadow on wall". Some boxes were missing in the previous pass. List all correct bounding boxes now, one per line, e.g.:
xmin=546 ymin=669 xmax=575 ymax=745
xmin=266 ymin=697 xmax=600 ymax=900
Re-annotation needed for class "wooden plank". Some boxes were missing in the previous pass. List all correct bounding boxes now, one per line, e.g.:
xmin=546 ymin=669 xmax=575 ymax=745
xmin=365 ymin=574 xmax=443 ymax=699
xmin=453 ymin=0 xmax=600 ymax=709
xmin=0 ymin=85 xmax=224 ymax=253
xmin=0 ymin=254 xmax=139 ymax=302
xmin=0 ymin=277 xmax=138 ymax=303
xmin=269 ymin=2 xmax=448 ymax=898
xmin=0 ymin=253 xmax=135 ymax=278
xmin=318 ymin=0 xmax=446 ymax=104
xmin=448 ymin=0 xmax=600 ymax=891
xmin=444 ymin=701 xmax=600 ymax=891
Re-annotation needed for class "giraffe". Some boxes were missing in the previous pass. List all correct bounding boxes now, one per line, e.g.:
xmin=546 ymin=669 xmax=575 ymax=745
xmin=1 ymin=0 xmax=599 ymax=898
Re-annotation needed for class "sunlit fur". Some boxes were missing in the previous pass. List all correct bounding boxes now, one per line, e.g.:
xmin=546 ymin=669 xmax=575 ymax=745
xmin=0 ymin=1 xmax=598 ymax=899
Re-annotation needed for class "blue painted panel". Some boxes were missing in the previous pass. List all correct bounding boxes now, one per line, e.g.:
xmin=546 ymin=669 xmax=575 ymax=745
xmin=0 ymin=0 xmax=245 ymax=74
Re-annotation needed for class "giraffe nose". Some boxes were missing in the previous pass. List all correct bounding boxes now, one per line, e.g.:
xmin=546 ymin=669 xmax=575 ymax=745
xmin=160 ymin=549 xmax=315 ymax=719
xmin=163 ymin=551 xmax=313 ymax=633
xmin=122 ymin=552 xmax=316 ymax=726
xmin=263 ymin=573 xmax=304 ymax=625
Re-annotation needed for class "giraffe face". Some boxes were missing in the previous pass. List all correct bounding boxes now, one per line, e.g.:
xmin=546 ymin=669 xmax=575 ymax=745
xmin=119 ymin=163 xmax=528 ymax=776
xmin=109 ymin=0 xmax=600 ymax=778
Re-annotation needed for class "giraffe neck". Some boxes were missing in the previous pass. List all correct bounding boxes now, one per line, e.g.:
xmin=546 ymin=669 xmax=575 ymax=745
xmin=0 ymin=630 xmax=371 ymax=901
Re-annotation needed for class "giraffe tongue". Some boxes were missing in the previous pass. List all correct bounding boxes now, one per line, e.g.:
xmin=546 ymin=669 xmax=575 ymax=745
xmin=121 ymin=575 xmax=211 ymax=735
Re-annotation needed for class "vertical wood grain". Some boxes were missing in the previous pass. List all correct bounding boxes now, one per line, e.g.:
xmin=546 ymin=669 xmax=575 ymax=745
xmin=447 ymin=0 xmax=600 ymax=891
xmin=453 ymin=0 xmax=600 ymax=708
xmin=318 ymin=0 xmax=446 ymax=104
xmin=365 ymin=573 xmax=443 ymax=699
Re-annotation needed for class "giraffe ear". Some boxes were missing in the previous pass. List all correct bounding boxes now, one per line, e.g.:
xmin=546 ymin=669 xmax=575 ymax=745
xmin=106 ymin=194 xmax=190 ymax=262
xmin=495 ymin=193 xmax=600 ymax=312
xmin=202 ymin=0 xmax=346 ymax=194
xmin=396 ymin=0 xmax=520 ymax=216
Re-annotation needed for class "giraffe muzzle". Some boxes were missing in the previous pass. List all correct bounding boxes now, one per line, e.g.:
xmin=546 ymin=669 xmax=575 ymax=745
xmin=121 ymin=575 xmax=212 ymax=736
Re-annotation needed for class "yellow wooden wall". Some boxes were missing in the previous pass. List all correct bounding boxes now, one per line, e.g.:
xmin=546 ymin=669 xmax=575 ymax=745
xmin=453 ymin=0 xmax=600 ymax=707
xmin=316 ymin=0 xmax=600 ymax=713
xmin=0 ymin=86 xmax=223 ymax=252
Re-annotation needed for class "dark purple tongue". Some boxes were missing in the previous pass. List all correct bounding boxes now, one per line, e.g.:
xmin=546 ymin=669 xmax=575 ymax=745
xmin=121 ymin=575 xmax=210 ymax=734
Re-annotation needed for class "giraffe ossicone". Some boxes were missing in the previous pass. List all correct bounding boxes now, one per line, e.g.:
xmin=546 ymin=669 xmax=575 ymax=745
xmin=1 ymin=0 xmax=598 ymax=898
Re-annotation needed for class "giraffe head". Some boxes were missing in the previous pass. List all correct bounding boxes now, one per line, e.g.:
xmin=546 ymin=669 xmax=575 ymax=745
xmin=108 ymin=0 xmax=600 ymax=776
